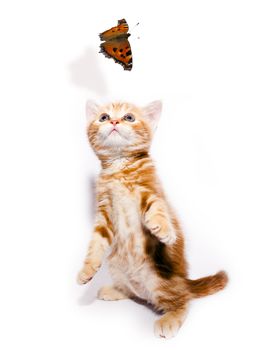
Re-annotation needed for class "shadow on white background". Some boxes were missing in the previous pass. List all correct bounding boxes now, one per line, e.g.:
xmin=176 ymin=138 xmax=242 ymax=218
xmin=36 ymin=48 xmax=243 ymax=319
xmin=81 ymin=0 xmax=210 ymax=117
xmin=69 ymin=46 xmax=108 ymax=96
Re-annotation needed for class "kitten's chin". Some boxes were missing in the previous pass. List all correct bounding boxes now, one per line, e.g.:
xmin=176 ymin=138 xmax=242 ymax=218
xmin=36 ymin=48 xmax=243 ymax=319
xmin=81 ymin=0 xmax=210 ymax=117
xmin=101 ymin=131 xmax=130 ymax=148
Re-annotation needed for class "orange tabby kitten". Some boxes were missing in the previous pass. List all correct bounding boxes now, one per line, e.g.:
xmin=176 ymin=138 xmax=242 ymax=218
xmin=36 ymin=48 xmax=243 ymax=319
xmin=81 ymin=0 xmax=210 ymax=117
xmin=77 ymin=100 xmax=228 ymax=338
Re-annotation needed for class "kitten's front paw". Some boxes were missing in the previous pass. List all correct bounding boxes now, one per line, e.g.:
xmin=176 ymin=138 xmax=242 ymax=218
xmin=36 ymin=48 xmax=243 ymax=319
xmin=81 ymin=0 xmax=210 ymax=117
xmin=77 ymin=264 xmax=98 ymax=285
xmin=77 ymin=270 xmax=92 ymax=285
xmin=146 ymin=218 xmax=176 ymax=245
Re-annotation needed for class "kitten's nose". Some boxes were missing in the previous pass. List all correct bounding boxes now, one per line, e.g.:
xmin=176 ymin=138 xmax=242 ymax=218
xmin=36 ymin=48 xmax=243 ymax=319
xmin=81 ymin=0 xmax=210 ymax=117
xmin=110 ymin=120 xmax=119 ymax=126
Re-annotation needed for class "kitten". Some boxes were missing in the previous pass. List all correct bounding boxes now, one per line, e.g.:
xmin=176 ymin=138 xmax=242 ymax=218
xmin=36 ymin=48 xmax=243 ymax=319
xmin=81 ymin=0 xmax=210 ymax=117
xmin=77 ymin=100 xmax=228 ymax=338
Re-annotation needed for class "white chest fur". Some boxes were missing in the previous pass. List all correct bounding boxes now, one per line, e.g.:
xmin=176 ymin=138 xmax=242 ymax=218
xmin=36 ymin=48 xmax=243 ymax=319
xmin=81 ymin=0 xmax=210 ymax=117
xmin=109 ymin=180 xmax=141 ymax=238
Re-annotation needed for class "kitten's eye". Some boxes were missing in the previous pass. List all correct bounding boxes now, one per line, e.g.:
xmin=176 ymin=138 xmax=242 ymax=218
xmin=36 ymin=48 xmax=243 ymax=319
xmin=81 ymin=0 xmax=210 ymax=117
xmin=123 ymin=114 xmax=135 ymax=122
xmin=99 ymin=113 xmax=110 ymax=122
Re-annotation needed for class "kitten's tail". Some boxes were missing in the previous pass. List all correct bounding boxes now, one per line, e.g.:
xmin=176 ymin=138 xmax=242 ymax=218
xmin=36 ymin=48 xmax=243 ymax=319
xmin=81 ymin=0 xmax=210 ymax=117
xmin=187 ymin=271 xmax=228 ymax=299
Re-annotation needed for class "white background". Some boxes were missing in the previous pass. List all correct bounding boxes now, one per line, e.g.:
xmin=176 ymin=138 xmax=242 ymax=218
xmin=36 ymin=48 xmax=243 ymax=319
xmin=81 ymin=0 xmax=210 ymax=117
xmin=0 ymin=0 xmax=271 ymax=349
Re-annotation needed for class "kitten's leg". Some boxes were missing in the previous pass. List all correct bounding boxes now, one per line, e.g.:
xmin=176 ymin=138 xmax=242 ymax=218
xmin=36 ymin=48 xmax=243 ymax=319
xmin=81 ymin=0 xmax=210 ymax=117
xmin=142 ymin=194 xmax=176 ymax=245
xmin=77 ymin=229 xmax=112 ymax=285
xmin=97 ymin=285 xmax=129 ymax=301
xmin=154 ymin=306 xmax=188 ymax=339
xmin=78 ymin=186 xmax=113 ymax=284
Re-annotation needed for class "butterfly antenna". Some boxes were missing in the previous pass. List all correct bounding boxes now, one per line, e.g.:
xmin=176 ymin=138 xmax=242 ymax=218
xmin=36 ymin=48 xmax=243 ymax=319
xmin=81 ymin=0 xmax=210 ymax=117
xmin=130 ymin=22 xmax=139 ymax=33
xmin=130 ymin=22 xmax=140 ymax=40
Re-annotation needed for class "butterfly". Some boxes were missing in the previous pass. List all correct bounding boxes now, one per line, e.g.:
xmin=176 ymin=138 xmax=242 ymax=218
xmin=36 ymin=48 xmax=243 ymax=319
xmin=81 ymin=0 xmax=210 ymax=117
xmin=99 ymin=19 xmax=133 ymax=71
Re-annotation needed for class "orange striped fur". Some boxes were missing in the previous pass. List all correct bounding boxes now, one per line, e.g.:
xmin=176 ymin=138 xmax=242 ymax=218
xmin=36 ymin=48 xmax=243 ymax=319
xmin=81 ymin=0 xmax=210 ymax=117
xmin=77 ymin=100 xmax=228 ymax=338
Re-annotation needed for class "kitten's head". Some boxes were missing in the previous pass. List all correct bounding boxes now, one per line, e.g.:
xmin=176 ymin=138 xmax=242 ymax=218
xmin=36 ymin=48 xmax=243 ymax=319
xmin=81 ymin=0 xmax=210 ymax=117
xmin=86 ymin=100 xmax=162 ymax=159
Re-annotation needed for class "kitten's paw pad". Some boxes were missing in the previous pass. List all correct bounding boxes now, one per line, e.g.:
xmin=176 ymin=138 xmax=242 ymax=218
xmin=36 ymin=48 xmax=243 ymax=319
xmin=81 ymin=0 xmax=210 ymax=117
xmin=154 ymin=317 xmax=182 ymax=339
xmin=97 ymin=286 xmax=128 ymax=301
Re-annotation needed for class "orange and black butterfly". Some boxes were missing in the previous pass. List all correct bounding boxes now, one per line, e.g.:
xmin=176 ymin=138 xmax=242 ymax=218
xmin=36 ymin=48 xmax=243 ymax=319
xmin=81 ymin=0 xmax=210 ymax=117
xmin=99 ymin=19 xmax=133 ymax=71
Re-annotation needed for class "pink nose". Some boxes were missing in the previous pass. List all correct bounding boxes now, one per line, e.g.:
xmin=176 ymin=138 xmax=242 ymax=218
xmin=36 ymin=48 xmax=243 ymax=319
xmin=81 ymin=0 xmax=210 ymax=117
xmin=110 ymin=120 xmax=119 ymax=126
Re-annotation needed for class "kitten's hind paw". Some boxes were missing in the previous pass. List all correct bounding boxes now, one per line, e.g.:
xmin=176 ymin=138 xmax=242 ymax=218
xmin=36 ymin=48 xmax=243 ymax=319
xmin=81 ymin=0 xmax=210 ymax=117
xmin=154 ymin=317 xmax=181 ymax=339
xmin=154 ymin=308 xmax=187 ymax=339
xmin=97 ymin=286 xmax=128 ymax=301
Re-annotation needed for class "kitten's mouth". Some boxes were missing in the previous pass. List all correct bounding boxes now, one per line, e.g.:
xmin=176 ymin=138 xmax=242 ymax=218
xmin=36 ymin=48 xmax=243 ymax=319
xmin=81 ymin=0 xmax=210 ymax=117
xmin=109 ymin=128 xmax=120 ymax=135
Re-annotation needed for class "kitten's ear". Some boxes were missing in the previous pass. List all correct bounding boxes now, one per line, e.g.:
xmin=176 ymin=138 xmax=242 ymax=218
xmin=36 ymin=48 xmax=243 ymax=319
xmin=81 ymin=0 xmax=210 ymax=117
xmin=143 ymin=100 xmax=162 ymax=131
xmin=86 ymin=100 xmax=99 ymax=124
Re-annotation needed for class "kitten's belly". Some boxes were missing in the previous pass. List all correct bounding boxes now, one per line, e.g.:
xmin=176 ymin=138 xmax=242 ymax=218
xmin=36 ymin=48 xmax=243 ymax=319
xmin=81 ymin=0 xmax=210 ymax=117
xmin=107 ymin=181 xmax=156 ymax=301
xmin=108 ymin=246 xmax=156 ymax=302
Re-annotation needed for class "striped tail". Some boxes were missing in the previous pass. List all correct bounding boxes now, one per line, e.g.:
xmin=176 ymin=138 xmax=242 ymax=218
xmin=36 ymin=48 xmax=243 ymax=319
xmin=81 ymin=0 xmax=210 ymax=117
xmin=187 ymin=271 xmax=228 ymax=298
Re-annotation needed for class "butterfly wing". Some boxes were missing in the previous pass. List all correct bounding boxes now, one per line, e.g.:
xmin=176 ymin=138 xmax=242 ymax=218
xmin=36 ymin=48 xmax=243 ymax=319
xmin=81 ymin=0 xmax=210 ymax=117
xmin=99 ymin=19 xmax=129 ymax=41
xmin=100 ymin=39 xmax=133 ymax=71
